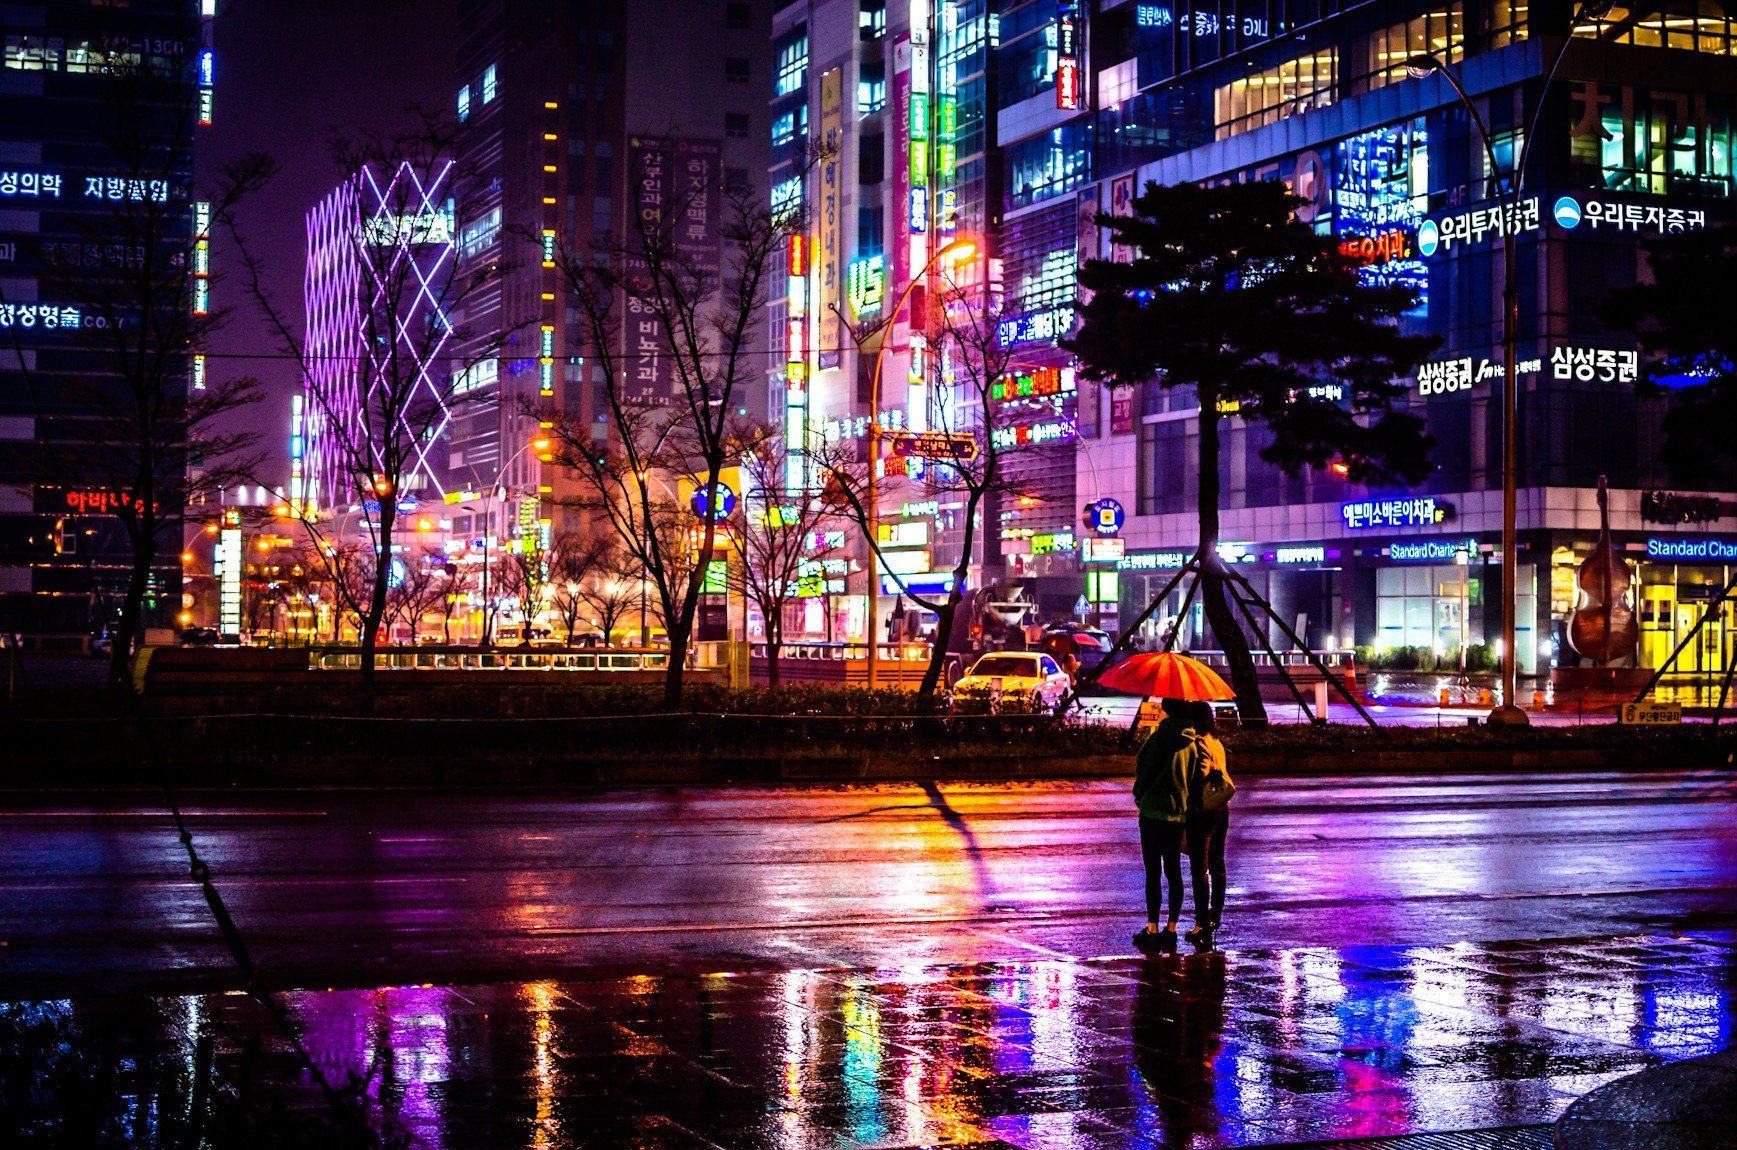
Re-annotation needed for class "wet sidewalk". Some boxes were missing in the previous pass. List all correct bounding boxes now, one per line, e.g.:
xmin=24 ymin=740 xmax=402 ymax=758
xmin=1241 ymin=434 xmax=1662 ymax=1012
xmin=5 ymin=933 xmax=1733 ymax=1149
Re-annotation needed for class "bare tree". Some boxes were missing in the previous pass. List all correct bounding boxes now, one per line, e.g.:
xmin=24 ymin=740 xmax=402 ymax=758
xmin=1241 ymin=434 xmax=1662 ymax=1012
xmin=233 ymin=113 xmax=512 ymax=682
xmin=579 ymin=547 xmax=644 ymax=647
xmin=433 ymin=553 xmax=471 ymax=645
xmin=385 ymin=555 xmax=447 ymax=643
xmin=539 ymin=142 xmax=802 ymax=704
xmin=730 ymin=434 xmax=849 ymax=687
xmin=824 ymin=284 xmax=1039 ymax=706
xmin=548 ymin=533 xmax=611 ymax=643
xmin=4 ymin=19 xmax=271 ymax=690
xmin=502 ymin=530 xmax=553 ymax=644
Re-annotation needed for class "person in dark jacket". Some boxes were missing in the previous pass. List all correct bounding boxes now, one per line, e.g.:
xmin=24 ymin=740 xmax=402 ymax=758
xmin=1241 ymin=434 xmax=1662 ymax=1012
xmin=1184 ymin=700 xmax=1232 ymax=940
xmin=1132 ymin=698 xmax=1195 ymax=948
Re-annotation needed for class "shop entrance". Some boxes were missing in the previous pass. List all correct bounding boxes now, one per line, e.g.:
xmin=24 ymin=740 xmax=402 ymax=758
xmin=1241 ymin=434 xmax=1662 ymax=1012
xmin=1639 ymin=567 xmax=1734 ymax=678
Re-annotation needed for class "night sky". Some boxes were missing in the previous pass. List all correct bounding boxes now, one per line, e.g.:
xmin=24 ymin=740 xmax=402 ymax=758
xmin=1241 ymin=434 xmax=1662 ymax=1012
xmin=198 ymin=0 xmax=457 ymax=484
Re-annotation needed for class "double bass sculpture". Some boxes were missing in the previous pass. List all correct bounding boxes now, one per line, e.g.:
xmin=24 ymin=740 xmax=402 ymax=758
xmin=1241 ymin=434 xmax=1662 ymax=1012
xmin=1567 ymin=476 xmax=1639 ymax=666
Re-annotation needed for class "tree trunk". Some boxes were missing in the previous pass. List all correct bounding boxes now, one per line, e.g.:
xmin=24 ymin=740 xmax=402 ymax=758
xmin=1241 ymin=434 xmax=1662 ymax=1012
xmin=1196 ymin=396 xmax=1267 ymax=722
xmin=765 ymin=613 xmax=781 ymax=688
xmin=915 ymin=583 xmax=964 ymax=708
xmin=107 ymin=535 xmax=156 ymax=695
xmin=359 ymin=509 xmax=393 ymax=688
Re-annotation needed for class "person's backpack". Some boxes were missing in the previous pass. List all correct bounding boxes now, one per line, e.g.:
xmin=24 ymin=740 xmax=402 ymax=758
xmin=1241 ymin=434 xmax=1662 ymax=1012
xmin=1195 ymin=735 xmax=1236 ymax=812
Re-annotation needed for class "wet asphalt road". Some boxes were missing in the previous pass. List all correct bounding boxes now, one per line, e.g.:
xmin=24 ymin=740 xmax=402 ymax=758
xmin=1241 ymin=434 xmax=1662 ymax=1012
xmin=1 ymin=770 xmax=1734 ymax=999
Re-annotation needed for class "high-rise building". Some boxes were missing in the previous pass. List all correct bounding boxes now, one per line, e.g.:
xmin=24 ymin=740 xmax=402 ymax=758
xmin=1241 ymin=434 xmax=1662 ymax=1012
xmin=0 ymin=1 xmax=214 ymax=638
xmin=770 ymin=0 xmax=1004 ymax=645
xmin=301 ymin=162 xmax=462 ymax=519
xmin=447 ymin=0 xmax=773 ymax=556
xmin=997 ymin=0 xmax=1737 ymax=683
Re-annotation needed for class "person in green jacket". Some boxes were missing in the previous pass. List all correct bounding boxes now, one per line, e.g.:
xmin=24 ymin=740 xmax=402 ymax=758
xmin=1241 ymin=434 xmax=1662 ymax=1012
xmin=1132 ymin=697 xmax=1196 ymax=949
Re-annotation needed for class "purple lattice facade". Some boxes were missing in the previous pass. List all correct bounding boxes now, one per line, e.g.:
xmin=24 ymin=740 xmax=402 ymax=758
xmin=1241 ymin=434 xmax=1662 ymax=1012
xmin=302 ymin=161 xmax=457 ymax=517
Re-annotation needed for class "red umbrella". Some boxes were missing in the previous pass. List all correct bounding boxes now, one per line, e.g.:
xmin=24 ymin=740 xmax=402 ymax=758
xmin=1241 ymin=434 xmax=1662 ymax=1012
xmin=1098 ymin=651 xmax=1234 ymax=700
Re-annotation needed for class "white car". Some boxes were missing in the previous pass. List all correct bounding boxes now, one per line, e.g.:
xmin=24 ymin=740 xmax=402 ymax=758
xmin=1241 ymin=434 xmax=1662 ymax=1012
xmin=949 ymin=651 xmax=1074 ymax=714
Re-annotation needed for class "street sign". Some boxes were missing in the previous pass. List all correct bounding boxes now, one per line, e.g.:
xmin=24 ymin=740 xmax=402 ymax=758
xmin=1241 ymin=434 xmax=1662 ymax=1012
xmin=1073 ymin=594 xmax=1090 ymax=616
xmin=1620 ymin=701 xmax=1682 ymax=725
xmin=884 ymin=430 xmax=978 ymax=461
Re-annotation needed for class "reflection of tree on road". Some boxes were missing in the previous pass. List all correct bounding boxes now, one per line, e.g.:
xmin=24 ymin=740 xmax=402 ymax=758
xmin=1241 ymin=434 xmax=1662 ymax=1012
xmin=1132 ymin=951 xmax=1227 ymax=1144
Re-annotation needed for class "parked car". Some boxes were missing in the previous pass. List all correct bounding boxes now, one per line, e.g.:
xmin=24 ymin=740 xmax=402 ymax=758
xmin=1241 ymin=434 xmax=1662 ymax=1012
xmin=949 ymin=651 xmax=1074 ymax=714
xmin=179 ymin=627 xmax=220 ymax=646
xmin=1039 ymin=623 xmax=1121 ymax=680
xmin=90 ymin=630 xmax=114 ymax=657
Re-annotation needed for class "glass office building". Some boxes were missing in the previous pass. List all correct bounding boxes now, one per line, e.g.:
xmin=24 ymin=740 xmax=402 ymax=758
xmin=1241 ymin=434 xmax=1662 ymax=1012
xmin=994 ymin=0 xmax=1737 ymax=681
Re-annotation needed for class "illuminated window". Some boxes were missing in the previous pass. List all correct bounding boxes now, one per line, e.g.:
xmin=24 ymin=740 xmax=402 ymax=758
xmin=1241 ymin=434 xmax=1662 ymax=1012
xmin=1213 ymin=48 xmax=1337 ymax=139
xmin=1487 ymin=0 xmax=1529 ymax=46
xmin=458 ymin=207 xmax=502 ymax=258
xmin=481 ymin=63 xmax=497 ymax=104
xmin=771 ymin=176 xmax=804 ymax=222
xmin=541 ymin=230 xmax=557 ymax=266
xmin=1361 ymin=7 xmax=1463 ymax=93
xmin=1574 ymin=0 xmax=1737 ymax=54
xmin=858 ymin=58 xmax=886 ymax=114
xmin=1570 ymin=81 xmax=1736 ymax=196
xmin=773 ymin=109 xmax=800 ymax=146
xmin=4 ymin=34 xmax=61 ymax=71
xmin=456 ymin=83 xmax=470 ymax=120
xmin=774 ymin=31 xmax=808 ymax=96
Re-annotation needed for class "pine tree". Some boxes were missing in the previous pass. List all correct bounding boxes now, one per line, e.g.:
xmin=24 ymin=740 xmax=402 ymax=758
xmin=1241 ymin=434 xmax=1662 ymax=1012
xmin=1067 ymin=181 xmax=1435 ymax=720
xmin=1600 ymin=225 xmax=1737 ymax=488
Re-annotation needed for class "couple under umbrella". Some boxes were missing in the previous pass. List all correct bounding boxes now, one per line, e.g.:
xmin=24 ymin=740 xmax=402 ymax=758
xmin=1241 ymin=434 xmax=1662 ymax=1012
xmin=1102 ymin=652 xmax=1238 ymax=949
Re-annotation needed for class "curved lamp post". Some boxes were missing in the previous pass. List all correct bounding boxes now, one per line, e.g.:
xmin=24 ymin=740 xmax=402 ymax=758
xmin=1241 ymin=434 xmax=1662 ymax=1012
xmin=863 ymin=236 xmax=977 ymax=689
xmin=1405 ymin=0 xmax=1611 ymax=726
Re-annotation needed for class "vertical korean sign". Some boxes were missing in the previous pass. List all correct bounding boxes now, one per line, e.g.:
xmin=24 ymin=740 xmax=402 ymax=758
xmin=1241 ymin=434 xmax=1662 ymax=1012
xmin=626 ymin=137 xmax=721 ymax=400
xmin=1056 ymin=1 xmax=1081 ymax=110
xmin=818 ymin=69 xmax=843 ymax=371
xmin=626 ymin=137 xmax=667 ymax=401
xmin=891 ymin=34 xmax=913 ymax=333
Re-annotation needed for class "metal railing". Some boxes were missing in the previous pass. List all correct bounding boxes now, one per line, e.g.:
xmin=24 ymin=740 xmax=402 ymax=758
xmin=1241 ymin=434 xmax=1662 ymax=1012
xmin=1187 ymin=648 xmax=1356 ymax=669
xmin=309 ymin=645 xmax=670 ymax=673
xmin=745 ymin=640 xmax=934 ymax=663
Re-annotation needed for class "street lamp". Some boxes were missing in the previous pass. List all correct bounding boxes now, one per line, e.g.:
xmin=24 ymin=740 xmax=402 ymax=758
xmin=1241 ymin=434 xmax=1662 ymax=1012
xmin=863 ymin=236 xmax=977 ymax=689
xmin=1404 ymin=0 xmax=1610 ymax=726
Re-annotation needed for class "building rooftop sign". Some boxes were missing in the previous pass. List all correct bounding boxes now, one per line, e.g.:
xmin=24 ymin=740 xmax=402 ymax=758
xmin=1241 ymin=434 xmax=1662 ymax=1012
xmin=1342 ymin=498 xmax=1454 ymax=530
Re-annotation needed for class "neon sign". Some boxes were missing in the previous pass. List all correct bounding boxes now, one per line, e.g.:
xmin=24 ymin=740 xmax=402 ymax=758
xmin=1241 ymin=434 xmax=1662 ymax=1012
xmin=1417 ymin=198 xmax=1541 ymax=256
xmin=1119 ymin=550 xmax=1190 ymax=570
xmin=1390 ymin=539 xmax=1478 ymax=562
xmin=1342 ymin=498 xmax=1455 ymax=530
xmin=0 ymin=170 xmax=62 ymax=197
xmin=992 ymin=367 xmax=1076 ymax=401
xmin=847 ymin=255 xmax=884 ymax=316
xmin=1056 ymin=1 xmax=1081 ymax=110
xmin=996 ymin=305 xmax=1075 ymax=347
xmin=0 ymin=304 xmax=83 ymax=330
xmin=1645 ymin=537 xmax=1737 ymax=561
xmin=1551 ymin=346 xmax=1637 ymax=383
xmin=1553 ymin=195 xmax=1706 ymax=235
xmin=990 ymin=418 xmax=1077 ymax=450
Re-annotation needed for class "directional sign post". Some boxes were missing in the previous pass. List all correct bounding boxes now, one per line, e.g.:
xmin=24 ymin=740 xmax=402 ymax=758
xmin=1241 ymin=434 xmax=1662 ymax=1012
xmin=883 ymin=431 xmax=978 ymax=461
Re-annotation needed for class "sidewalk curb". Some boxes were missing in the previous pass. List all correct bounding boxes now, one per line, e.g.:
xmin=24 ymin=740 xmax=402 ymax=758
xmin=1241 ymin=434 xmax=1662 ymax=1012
xmin=1555 ymin=1047 xmax=1736 ymax=1149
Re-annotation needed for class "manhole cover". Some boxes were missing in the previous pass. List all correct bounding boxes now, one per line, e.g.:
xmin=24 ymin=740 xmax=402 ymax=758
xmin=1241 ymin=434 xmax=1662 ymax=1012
xmin=1264 ymin=1127 xmax=1553 ymax=1150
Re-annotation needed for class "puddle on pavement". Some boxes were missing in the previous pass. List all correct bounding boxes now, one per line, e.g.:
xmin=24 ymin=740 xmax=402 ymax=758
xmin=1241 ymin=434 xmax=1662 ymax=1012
xmin=2 ymin=934 xmax=1732 ymax=1149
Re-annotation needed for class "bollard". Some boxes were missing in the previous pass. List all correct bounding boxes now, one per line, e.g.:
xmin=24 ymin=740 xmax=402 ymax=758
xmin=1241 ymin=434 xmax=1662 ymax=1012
xmin=1532 ymin=689 xmax=1544 ymax=709
xmin=1439 ymin=687 xmax=1450 ymax=706
xmin=1313 ymin=679 xmax=1329 ymax=723
xmin=1479 ymin=688 xmax=1493 ymax=706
